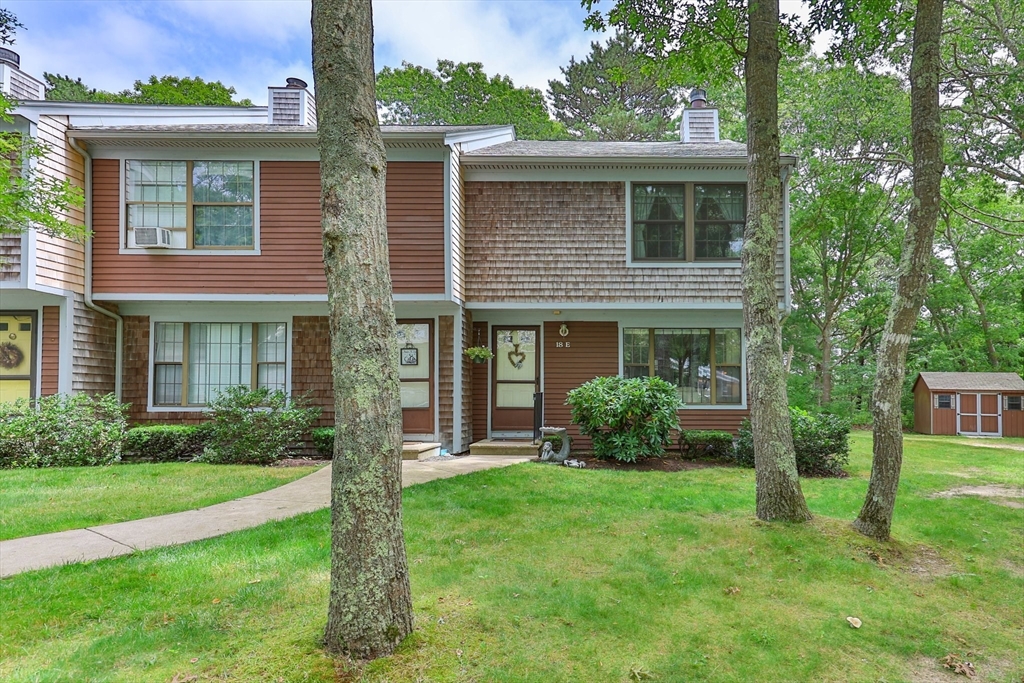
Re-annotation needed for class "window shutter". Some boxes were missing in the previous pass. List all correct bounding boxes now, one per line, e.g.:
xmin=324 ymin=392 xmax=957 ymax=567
xmin=933 ymin=394 xmax=939 ymax=409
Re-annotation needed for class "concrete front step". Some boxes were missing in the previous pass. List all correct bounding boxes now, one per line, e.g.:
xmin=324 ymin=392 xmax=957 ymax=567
xmin=402 ymin=442 xmax=441 ymax=461
xmin=469 ymin=439 xmax=540 ymax=456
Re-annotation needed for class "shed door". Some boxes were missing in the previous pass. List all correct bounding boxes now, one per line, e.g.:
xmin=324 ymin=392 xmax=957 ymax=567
xmin=958 ymin=393 xmax=978 ymax=434
xmin=979 ymin=393 xmax=1001 ymax=436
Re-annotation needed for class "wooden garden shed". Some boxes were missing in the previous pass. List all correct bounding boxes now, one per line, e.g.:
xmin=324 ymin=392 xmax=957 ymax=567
xmin=912 ymin=372 xmax=1024 ymax=437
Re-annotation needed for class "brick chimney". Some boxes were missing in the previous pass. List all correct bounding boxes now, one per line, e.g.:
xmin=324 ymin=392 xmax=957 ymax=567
xmin=0 ymin=49 xmax=45 ymax=100
xmin=680 ymin=87 xmax=719 ymax=143
xmin=267 ymin=77 xmax=317 ymax=126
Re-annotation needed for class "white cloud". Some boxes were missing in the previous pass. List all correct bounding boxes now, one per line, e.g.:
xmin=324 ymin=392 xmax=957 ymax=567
xmin=165 ymin=0 xmax=312 ymax=43
xmin=11 ymin=3 xmax=184 ymax=94
xmin=372 ymin=0 xmax=601 ymax=92
xmin=7 ymin=0 xmax=600 ymax=105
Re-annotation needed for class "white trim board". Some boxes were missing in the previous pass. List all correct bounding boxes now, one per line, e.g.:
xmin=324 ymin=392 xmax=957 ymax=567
xmin=466 ymin=301 xmax=743 ymax=310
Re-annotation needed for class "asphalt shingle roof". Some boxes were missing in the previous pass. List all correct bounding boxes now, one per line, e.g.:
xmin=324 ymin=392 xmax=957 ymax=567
xmin=461 ymin=139 xmax=749 ymax=159
xmin=917 ymin=372 xmax=1024 ymax=392
xmin=69 ymin=124 xmax=510 ymax=135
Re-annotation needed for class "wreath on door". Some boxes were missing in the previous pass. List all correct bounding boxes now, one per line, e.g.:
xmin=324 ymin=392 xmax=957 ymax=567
xmin=0 ymin=341 xmax=24 ymax=369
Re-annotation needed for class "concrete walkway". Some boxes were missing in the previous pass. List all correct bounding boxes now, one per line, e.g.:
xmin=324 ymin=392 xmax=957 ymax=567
xmin=0 ymin=455 xmax=532 ymax=579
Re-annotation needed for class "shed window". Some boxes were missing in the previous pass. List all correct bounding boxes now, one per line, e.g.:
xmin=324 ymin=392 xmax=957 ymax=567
xmin=935 ymin=394 xmax=953 ymax=409
xmin=1006 ymin=395 xmax=1022 ymax=411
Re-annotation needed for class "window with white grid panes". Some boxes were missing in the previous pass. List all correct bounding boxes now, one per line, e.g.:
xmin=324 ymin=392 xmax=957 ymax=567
xmin=152 ymin=322 xmax=286 ymax=406
xmin=125 ymin=160 xmax=254 ymax=249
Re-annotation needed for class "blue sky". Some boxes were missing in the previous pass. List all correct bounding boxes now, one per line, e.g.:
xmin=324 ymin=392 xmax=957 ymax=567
xmin=5 ymin=0 xmax=603 ymax=105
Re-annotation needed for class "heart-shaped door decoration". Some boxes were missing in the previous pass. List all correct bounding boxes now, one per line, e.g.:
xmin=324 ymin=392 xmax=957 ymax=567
xmin=507 ymin=343 xmax=527 ymax=370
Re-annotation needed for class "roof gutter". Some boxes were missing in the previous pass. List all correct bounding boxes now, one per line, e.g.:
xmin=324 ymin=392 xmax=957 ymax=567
xmin=459 ymin=155 xmax=768 ymax=167
xmin=68 ymin=136 xmax=124 ymax=401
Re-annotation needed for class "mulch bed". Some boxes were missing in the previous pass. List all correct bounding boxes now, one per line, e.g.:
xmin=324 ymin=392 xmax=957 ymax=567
xmin=561 ymin=455 xmax=735 ymax=472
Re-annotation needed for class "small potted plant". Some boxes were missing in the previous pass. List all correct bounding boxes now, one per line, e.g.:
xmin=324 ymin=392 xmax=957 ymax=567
xmin=464 ymin=346 xmax=494 ymax=363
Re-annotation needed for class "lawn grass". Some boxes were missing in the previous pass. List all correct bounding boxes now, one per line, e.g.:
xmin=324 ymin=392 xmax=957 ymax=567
xmin=0 ymin=433 xmax=1021 ymax=682
xmin=0 ymin=462 xmax=321 ymax=541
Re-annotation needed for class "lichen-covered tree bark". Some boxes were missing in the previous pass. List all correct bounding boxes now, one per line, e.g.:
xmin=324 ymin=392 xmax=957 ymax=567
xmin=312 ymin=0 xmax=413 ymax=659
xmin=854 ymin=0 xmax=944 ymax=541
xmin=743 ymin=0 xmax=811 ymax=522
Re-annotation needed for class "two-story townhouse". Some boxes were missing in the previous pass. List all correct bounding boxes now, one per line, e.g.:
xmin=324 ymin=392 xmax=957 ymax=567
xmin=2 ymin=59 xmax=792 ymax=455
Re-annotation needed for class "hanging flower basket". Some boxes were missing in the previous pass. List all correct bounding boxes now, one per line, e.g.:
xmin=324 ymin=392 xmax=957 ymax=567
xmin=464 ymin=346 xmax=494 ymax=364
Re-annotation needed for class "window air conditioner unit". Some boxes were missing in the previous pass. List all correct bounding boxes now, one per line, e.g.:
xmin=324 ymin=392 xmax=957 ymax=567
xmin=132 ymin=227 xmax=173 ymax=248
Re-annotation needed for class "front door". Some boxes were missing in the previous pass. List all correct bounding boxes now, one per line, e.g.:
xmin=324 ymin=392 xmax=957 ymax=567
xmin=397 ymin=320 xmax=433 ymax=435
xmin=0 ymin=312 xmax=36 ymax=402
xmin=492 ymin=327 xmax=540 ymax=433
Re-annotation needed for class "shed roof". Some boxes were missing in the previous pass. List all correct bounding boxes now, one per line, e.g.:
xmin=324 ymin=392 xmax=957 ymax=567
xmin=915 ymin=372 xmax=1024 ymax=392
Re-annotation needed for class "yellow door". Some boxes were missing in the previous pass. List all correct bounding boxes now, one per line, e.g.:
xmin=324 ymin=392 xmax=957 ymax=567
xmin=0 ymin=313 xmax=35 ymax=401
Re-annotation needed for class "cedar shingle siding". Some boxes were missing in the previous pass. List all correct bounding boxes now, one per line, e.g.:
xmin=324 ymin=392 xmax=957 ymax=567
xmin=292 ymin=316 xmax=335 ymax=428
xmin=464 ymin=181 xmax=784 ymax=303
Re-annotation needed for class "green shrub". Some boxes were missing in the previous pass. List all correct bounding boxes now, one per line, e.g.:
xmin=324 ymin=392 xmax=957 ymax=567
xmin=123 ymin=424 xmax=213 ymax=462
xmin=0 ymin=393 xmax=127 ymax=468
xmin=680 ymin=430 xmax=734 ymax=459
xmin=733 ymin=407 xmax=850 ymax=477
xmin=311 ymin=427 xmax=334 ymax=458
xmin=566 ymin=376 xmax=681 ymax=462
xmin=196 ymin=387 xmax=321 ymax=465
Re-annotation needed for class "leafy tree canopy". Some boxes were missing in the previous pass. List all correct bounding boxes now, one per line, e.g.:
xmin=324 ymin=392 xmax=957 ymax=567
xmin=547 ymin=32 xmax=682 ymax=140
xmin=1 ymin=9 xmax=85 ymax=241
xmin=376 ymin=60 xmax=565 ymax=140
xmin=0 ymin=7 xmax=23 ymax=45
xmin=43 ymin=74 xmax=254 ymax=106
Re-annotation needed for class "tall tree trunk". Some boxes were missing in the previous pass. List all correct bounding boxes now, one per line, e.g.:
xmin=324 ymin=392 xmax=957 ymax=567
xmin=743 ymin=0 xmax=811 ymax=522
xmin=854 ymin=0 xmax=944 ymax=541
xmin=312 ymin=0 xmax=414 ymax=660
xmin=821 ymin=321 xmax=833 ymax=404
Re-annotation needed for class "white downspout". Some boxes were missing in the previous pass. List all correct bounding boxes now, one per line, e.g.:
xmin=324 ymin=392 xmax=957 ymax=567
xmin=68 ymin=137 xmax=123 ymax=400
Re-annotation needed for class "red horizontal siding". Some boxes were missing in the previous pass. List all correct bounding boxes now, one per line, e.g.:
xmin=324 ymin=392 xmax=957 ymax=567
xmin=543 ymin=321 xmax=620 ymax=448
xmin=91 ymin=159 xmax=445 ymax=296
xmin=41 ymin=306 xmax=60 ymax=396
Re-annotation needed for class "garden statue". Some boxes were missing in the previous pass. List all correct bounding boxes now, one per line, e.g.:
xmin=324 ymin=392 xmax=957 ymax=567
xmin=538 ymin=426 xmax=570 ymax=463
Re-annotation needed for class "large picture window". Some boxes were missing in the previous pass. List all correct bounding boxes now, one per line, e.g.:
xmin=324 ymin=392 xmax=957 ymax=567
xmin=631 ymin=182 xmax=746 ymax=263
xmin=152 ymin=322 xmax=286 ymax=406
xmin=623 ymin=327 xmax=743 ymax=405
xmin=126 ymin=160 xmax=255 ymax=249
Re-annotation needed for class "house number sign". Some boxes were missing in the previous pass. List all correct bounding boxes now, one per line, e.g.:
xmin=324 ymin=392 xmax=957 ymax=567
xmin=555 ymin=341 xmax=571 ymax=348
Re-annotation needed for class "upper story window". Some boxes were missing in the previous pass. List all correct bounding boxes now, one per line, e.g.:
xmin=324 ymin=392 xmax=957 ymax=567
xmin=126 ymin=161 xmax=255 ymax=249
xmin=631 ymin=182 xmax=746 ymax=263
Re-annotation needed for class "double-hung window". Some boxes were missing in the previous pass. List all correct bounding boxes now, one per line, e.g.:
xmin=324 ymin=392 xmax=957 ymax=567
xmin=631 ymin=182 xmax=746 ymax=263
xmin=153 ymin=322 xmax=286 ymax=406
xmin=126 ymin=160 xmax=255 ymax=249
xmin=623 ymin=327 xmax=743 ymax=405
xmin=1005 ymin=395 xmax=1022 ymax=411
xmin=936 ymin=394 xmax=953 ymax=409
